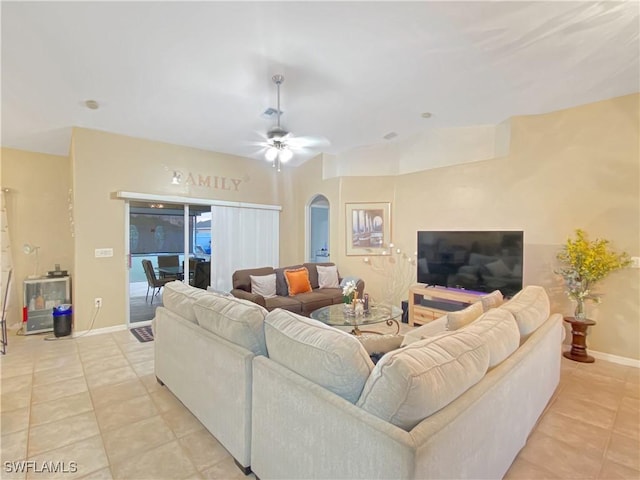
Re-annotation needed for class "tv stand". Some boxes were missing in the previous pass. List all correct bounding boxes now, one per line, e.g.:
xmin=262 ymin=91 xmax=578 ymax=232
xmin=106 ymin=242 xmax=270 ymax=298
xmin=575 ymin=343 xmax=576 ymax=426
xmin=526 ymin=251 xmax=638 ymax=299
xmin=408 ymin=284 xmax=486 ymax=326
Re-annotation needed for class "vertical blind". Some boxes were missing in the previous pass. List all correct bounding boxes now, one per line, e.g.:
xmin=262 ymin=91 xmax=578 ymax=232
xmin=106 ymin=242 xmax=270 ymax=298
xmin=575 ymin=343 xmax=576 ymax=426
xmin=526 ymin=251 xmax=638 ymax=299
xmin=210 ymin=205 xmax=279 ymax=292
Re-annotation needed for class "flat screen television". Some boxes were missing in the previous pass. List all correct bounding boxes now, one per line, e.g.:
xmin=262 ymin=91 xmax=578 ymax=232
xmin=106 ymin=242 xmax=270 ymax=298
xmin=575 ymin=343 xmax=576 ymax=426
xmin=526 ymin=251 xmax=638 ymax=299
xmin=417 ymin=231 xmax=524 ymax=297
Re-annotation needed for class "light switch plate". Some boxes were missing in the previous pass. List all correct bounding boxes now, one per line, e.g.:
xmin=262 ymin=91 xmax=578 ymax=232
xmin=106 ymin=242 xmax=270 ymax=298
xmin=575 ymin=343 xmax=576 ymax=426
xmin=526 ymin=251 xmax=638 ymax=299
xmin=631 ymin=257 xmax=640 ymax=269
xmin=95 ymin=248 xmax=113 ymax=258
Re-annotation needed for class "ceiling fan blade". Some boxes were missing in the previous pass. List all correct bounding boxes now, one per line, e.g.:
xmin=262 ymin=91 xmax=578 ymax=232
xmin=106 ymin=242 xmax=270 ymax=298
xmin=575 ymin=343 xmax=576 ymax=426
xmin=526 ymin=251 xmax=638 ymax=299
xmin=246 ymin=140 xmax=271 ymax=148
xmin=286 ymin=135 xmax=331 ymax=149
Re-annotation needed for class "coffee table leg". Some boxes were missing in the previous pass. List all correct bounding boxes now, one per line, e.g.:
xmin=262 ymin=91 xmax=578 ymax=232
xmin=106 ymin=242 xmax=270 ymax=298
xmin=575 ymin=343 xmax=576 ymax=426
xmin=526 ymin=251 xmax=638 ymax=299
xmin=387 ymin=319 xmax=400 ymax=335
xmin=354 ymin=319 xmax=400 ymax=336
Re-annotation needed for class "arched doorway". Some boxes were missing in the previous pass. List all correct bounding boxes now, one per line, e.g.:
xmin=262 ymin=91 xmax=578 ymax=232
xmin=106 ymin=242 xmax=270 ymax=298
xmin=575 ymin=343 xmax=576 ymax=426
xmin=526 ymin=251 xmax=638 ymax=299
xmin=307 ymin=194 xmax=330 ymax=262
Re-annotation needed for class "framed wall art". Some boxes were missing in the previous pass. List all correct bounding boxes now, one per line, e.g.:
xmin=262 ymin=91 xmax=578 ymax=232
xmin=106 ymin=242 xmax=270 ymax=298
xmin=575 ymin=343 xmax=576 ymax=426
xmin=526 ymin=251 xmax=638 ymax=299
xmin=345 ymin=202 xmax=391 ymax=255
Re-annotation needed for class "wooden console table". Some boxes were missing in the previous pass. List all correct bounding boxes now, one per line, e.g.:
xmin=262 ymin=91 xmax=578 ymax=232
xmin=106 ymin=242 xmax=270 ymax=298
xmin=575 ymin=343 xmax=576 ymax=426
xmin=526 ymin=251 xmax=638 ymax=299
xmin=563 ymin=317 xmax=596 ymax=363
xmin=408 ymin=284 xmax=485 ymax=326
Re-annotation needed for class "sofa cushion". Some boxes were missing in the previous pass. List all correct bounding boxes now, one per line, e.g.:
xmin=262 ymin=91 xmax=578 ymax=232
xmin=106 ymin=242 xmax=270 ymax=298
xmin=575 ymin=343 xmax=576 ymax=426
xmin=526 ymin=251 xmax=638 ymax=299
xmin=462 ymin=308 xmax=520 ymax=368
xmin=250 ymin=273 xmax=277 ymax=298
xmin=162 ymin=281 xmax=213 ymax=324
xmin=265 ymin=295 xmax=303 ymax=314
xmin=446 ymin=301 xmax=484 ymax=330
xmin=274 ymin=265 xmax=303 ymax=296
xmin=292 ymin=291 xmax=336 ymax=314
xmin=304 ymin=262 xmax=337 ymax=289
xmin=314 ymin=287 xmax=343 ymax=304
xmin=264 ymin=309 xmax=374 ymax=403
xmin=193 ymin=294 xmax=268 ymax=356
xmin=480 ymin=289 xmax=504 ymax=312
xmin=284 ymin=267 xmax=313 ymax=296
xmin=500 ymin=285 xmax=550 ymax=339
xmin=357 ymin=330 xmax=489 ymax=431
xmin=317 ymin=265 xmax=340 ymax=289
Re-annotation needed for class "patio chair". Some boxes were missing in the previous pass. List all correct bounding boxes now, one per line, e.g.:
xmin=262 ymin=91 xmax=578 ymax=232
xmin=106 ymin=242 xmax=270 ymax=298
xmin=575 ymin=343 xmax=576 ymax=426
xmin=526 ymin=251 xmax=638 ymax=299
xmin=157 ymin=254 xmax=181 ymax=280
xmin=142 ymin=259 xmax=171 ymax=304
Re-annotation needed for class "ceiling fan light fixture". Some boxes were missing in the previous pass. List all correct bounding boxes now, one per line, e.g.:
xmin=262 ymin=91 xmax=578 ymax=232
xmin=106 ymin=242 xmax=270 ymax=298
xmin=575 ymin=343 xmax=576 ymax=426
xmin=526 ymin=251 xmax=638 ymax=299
xmin=279 ymin=148 xmax=293 ymax=163
xmin=265 ymin=147 xmax=279 ymax=161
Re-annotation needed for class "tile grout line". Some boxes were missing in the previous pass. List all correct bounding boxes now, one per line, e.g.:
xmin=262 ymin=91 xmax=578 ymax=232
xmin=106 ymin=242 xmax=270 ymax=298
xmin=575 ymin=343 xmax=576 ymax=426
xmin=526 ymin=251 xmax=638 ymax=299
xmin=102 ymin=330 xmax=176 ymax=475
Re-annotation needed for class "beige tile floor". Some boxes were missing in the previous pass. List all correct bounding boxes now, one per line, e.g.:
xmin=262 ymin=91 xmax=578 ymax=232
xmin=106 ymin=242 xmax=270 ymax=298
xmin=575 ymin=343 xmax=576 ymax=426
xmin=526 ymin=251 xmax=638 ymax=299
xmin=1 ymin=328 xmax=638 ymax=480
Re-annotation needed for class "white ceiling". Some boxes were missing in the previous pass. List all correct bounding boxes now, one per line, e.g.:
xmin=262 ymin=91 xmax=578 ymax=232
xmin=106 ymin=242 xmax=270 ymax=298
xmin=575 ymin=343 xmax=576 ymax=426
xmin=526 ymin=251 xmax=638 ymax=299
xmin=2 ymin=1 xmax=638 ymax=166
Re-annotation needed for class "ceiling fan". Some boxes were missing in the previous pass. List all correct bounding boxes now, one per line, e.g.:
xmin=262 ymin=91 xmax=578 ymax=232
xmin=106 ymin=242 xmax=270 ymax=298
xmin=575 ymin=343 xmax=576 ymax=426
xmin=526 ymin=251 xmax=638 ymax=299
xmin=256 ymin=74 xmax=329 ymax=172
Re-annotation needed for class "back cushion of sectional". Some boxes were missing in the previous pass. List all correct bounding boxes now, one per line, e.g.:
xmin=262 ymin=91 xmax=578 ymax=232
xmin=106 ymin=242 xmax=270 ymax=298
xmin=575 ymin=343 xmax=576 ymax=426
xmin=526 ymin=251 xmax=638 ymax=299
xmin=193 ymin=294 xmax=268 ymax=356
xmin=480 ymin=289 xmax=504 ymax=312
xmin=500 ymin=285 xmax=550 ymax=340
xmin=357 ymin=331 xmax=489 ymax=431
xmin=162 ymin=281 xmax=214 ymax=324
xmin=446 ymin=301 xmax=484 ymax=330
xmin=462 ymin=308 xmax=520 ymax=368
xmin=264 ymin=309 xmax=374 ymax=403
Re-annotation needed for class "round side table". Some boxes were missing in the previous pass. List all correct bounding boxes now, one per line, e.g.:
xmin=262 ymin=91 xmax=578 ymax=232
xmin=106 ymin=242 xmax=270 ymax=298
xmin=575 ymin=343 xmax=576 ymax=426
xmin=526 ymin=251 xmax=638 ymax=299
xmin=563 ymin=317 xmax=596 ymax=363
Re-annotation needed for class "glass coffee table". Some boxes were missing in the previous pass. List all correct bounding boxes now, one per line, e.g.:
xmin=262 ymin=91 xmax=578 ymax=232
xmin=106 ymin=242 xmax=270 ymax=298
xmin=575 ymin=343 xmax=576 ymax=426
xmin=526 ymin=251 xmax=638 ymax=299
xmin=310 ymin=303 xmax=402 ymax=336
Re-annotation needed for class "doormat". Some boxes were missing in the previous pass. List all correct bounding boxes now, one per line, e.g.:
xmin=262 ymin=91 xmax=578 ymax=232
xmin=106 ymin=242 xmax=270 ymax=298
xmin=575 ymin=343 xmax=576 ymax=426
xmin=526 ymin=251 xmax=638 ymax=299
xmin=130 ymin=325 xmax=154 ymax=343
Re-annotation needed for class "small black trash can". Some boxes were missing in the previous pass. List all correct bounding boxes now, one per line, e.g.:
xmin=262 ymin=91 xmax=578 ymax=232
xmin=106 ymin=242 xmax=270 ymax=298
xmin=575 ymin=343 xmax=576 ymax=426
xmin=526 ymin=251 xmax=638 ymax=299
xmin=53 ymin=304 xmax=72 ymax=337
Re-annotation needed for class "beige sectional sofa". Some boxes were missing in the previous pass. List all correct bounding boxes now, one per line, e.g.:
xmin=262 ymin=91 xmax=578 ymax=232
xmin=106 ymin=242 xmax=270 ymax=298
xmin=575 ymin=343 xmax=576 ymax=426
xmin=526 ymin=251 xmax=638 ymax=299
xmin=154 ymin=281 xmax=268 ymax=474
xmin=230 ymin=262 xmax=364 ymax=315
xmin=250 ymin=285 xmax=563 ymax=479
xmin=154 ymin=282 xmax=562 ymax=478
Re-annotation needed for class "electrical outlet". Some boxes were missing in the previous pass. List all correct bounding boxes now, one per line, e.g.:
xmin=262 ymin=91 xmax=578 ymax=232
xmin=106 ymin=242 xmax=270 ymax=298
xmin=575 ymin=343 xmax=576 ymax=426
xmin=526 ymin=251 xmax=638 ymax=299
xmin=94 ymin=297 xmax=103 ymax=308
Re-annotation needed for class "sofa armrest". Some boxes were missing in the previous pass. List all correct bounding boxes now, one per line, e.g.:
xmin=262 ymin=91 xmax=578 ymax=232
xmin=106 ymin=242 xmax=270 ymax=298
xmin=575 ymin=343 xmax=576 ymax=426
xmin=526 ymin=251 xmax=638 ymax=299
xmin=154 ymin=307 xmax=255 ymax=468
xmin=230 ymin=289 xmax=266 ymax=308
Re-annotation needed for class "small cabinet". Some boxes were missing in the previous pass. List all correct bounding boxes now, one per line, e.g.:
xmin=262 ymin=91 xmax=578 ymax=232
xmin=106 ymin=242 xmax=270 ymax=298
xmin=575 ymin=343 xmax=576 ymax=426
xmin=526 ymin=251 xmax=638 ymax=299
xmin=23 ymin=277 xmax=71 ymax=335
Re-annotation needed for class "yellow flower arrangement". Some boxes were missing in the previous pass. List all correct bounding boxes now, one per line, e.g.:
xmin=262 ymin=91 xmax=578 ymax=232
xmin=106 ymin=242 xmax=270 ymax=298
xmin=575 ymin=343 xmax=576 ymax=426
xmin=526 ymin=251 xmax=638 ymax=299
xmin=556 ymin=229 xmax=630 ymax=319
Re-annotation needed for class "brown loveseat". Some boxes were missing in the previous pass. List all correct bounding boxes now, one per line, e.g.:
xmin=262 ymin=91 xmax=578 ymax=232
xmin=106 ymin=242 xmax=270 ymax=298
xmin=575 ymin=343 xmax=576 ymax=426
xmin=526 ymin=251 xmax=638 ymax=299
xmin=231 ymin=262 xmax=365 ymax=316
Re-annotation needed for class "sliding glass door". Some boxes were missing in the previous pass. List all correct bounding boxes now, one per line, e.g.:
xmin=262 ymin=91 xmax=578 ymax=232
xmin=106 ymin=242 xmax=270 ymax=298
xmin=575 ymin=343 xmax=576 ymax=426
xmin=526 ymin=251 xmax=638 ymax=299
xmin=120 ymin=191 xmax=280 ymax=326
xmin=128 ymin=203 xmax=187 ymax=323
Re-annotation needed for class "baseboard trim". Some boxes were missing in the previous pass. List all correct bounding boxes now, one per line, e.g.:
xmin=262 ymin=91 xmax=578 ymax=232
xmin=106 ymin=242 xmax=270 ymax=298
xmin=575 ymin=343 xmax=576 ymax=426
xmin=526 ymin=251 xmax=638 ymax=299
xmin=130 ymin=320 xmax=153 ymax=328
xmin=589 ymin=350 xmax=640 ymax=368
xmin=73 ymin=324 xmax=127 ymax=337
xmin=563 ymin=345 xmax=640 ymax=368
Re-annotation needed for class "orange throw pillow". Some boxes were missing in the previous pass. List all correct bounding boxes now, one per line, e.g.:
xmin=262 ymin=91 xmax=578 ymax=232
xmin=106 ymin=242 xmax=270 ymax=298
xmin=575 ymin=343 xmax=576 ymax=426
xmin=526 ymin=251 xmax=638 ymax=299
xmin=284 ymin=267 xmax=312 ymax=296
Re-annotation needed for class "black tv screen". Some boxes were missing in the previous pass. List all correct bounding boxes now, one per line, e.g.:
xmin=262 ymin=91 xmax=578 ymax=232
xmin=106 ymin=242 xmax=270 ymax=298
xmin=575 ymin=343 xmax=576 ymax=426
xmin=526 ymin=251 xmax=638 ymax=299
xmin=417 ymin=231 xmax=524 ymax=297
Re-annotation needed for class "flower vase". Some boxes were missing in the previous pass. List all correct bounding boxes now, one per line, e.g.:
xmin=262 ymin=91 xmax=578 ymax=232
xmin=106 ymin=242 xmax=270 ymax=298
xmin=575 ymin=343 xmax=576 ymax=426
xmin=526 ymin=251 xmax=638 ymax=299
xmin=574 ymin=298 xmax=586 ymax=321
xmin=343 ymin=294 xmax=354 ymax=314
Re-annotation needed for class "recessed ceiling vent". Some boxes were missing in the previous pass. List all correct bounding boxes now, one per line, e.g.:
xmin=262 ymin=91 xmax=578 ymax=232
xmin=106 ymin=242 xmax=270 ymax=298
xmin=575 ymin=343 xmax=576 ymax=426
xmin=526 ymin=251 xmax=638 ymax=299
xmin=262 ymin=107 xmax=283 ymax=119
xmin=383 ymin=131 xmax=398 ymax=140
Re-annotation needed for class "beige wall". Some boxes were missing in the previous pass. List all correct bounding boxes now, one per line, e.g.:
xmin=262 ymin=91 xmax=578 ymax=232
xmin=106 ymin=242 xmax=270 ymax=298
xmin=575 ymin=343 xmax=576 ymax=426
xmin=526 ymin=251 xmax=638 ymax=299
xmin=1 ymin=148 xmax=73 ymax=327
xmin=291 ymin=93 xmax=640 ymax=360
xmin=278 ymin=156 xmax=341 ymax=267
xmin=392 ymin=95 xmax=639 ymax=360
xmin=2 ymin=94 xmax=638 ymax=360
xmin=70 ymin=128 xmax=285 ymax=331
